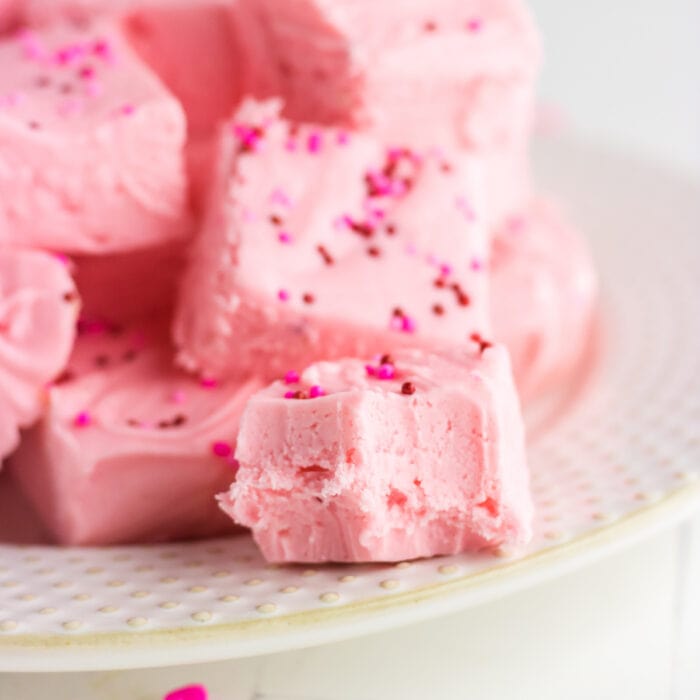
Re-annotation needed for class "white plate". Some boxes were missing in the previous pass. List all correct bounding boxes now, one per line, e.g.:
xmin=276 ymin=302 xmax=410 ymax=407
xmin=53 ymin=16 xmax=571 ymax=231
xmin=0 ymin=136 xmax=699 ymax=672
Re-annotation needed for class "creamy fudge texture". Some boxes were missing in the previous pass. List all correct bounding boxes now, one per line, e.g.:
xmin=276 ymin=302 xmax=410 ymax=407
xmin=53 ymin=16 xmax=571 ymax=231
xmin=175 ymin=100 xmax=489 ymax=381
xmin=220 ymin=346 xmax=531 ymax=563
xmin=0 ymin=22 xmax=190 ymax=254
xmin=0 ymin=249 xmax=78 ymax=460
xmin=9 ymin=329 xmax=262 ymax=545
xmin=491 ymin=198 xmax=598 ymax=397
xmin=251 ymin=0 xmax=541 ymax=225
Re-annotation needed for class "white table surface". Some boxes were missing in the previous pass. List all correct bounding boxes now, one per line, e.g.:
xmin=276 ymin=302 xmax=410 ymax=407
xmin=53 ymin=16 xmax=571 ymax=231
xmin=2 ymin=1 xmax=699 ymax=698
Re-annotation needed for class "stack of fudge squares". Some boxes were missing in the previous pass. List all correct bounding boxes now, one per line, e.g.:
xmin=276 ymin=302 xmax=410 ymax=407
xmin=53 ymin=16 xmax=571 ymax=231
xmin=0 ymin=0 xmax=597 ymax=562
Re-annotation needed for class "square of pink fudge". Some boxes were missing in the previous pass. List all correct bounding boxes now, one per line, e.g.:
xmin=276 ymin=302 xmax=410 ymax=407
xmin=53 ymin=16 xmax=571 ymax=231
xmin=9 ymin=328 xmax=262 ymax=545
xmin=0 ymin=22 xmax=190 ymax=254
xmin=219 ymin=345 xmax=532 ymax=563
xmin=0 ymin=249 xmax=78 ymax=460
xmin=176 ymin=99 xmax=489 ymax=381
xmin=251 ymin=0 xmax=541 ymax=225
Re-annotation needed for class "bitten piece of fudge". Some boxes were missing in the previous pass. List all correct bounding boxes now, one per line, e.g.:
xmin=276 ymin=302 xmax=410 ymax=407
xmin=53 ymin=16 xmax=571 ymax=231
xmin=0 ymin=22 xmax=190 ymax=253
xmin=176 ymin=99 xmax=489 ymax=381
xmin=491 ymin=198 xmax=598 ymax=397
xmin=0 ymin=248 xmax=78 ymax=460
xmin=219 ymin=345 xmax=532 ymax=563
xmin=9 ymin=327 xmax=262 ymax=544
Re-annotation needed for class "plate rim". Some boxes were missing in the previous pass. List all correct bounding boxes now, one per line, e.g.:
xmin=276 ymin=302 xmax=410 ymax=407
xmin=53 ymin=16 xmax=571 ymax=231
xmin=1 ymin=479 xmax=698 ymax=672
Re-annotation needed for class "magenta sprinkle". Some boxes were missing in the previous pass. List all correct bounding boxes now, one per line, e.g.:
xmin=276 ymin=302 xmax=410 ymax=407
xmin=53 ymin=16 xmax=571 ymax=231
xmin=401 ymin=316 xmax=417 ymax=334
xmin=470 ymin=257 xmax=484 ymax=272
xmin=284 ymin=370 xmax=300 ymax=385
xmin=78 ymin=66 xmax=95 ymax=80
xmin=211 ymin=441 xmax=232 ymax=459
xmin=278 ymin=231 xmax=293 ymax=244
xmin=439 ymin=263 xmax=453 ymax=276
xmin=309 ymin=385 xmax=325 ymax=399
xmin=200 ymin=377 xmax=218 ymax=389
xmin=467 ymin=17 xmax=483 ymax=32
xmin=120 ymin=103 xmax=135 ymax=116
xmin=284 ymin=391 xmax=296 ymax=399
xmin=164 ymin=684 xmax=208 ymax=700
xmin=277 ymin=289 xmax=290 ymax=302
xmin=377 ymin=363 xmax=396 ymax=380
xmin=365 ymin=364 xmax=376 ymax=377
xmin=73 ymin=411 xmax=91 ymax=428
xmin=307 ymin=131 xmax=322 ymax=153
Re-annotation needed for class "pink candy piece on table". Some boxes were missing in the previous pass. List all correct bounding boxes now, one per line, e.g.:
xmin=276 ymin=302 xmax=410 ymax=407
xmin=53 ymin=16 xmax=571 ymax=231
xmin=219 ymin=346 xmax=532 ymax=563
xmin=164 ymin=684 xmax=208 ymax=700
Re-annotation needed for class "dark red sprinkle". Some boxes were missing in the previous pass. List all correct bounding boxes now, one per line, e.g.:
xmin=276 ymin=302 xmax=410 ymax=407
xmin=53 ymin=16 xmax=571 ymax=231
xmin=270 ymin=214 xmax=283 ymax=226
xmin=434 ymin=277 xmax=446 ymax=289
xmin=432 ymin=304 xmax=445 ymax=316
xmin=401 ymin=382 xmax=416 ymax=396
xmin=27 ymin=121 xmax=41 ymax=130
xmin=302 ymin=293 xmax=315 ymax=305
xmin=317 ymin=245 xmax=334 ymax=266
xmin=122 ymin=349 xmax=138 ymax=362
xmin=470 ymin=333 xmax=493 ymax=354
xmin=393 ymin=307 xmax=405 ymax=318
xmin=380 ymin=354 xmax=394 ymax=366
xmin=349 ymin=220 xmax=374 ymax=238
xmin=293 ymin=390 xmax=308 ymax=400
xmin=126 ymin=418 xmax=141 ymax=428
xmin=94 ymin=354 xmax=109 ymax=368
xmin=35 ymin=75 xmax=51 ymax=88
xmin=171 ymin=414 xmax=187 ymax=427
xmin=424 ymin=20 xmax=437 ymax=32
xmin=62 ymin=291 xmax=78 ymax=302
xmin=440 ymin=162 xmax=453 ymax=173
xmin=451 ymin=283 xmax=470 ymax=306
xmin=367 ymin=246 xmax=381 ymax=257
xmin=385 ymin=223 xmax=396 ymax=236
xmin=60 ymin=82 xmax=73 ymax=94
xmin=53 ymin=370 xmax=75 ymax=385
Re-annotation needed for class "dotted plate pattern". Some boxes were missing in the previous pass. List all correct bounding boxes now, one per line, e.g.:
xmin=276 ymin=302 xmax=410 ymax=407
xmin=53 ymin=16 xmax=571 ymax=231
xmin=1 ymin=139 xmax=699 ymax=665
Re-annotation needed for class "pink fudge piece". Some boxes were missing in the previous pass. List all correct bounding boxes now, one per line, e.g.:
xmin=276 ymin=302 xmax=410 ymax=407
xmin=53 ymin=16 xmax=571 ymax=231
xmin=0 ymin=249 xmax=78 ymax=461
xmin=176 ymin=99 xmax=489 ymax=381
xmin=252 ymin=0 xmax=541 ymax=225
xmin=164 ymin=685 xmax=208 ymax=700
xmin=72 ymin=240 xmax=185 ymax=325
xmin=9 ymin=328 xmax=262 ymax=545
xmin=220 ymin=345 xmax=532 ymax=563
xmin=0 ymin=22 xmax=190 ymax=254
xmin=491 ymin=198 xmax=598 ymax=397
xmin=25 ymin=0 xmax=272 ymax=135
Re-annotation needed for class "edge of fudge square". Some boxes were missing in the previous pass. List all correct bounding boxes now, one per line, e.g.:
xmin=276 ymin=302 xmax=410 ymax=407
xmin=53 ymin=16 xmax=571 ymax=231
xmin=175 ymin=99 xmax=489 ymax=382
xmin=0 ymin=21 xmax=191 ymax=254
xmin=0 ymin=248 xmax=78 ymax=461
xmin=8 ymin=327 xmax=263 ymax=545
xmin=219 ymin=344 xmax=532 ymax=563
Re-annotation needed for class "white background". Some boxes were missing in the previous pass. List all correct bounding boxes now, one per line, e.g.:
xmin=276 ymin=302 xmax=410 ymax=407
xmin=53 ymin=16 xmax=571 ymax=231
xmin=531 ymin=0 xmax=700 ymax=177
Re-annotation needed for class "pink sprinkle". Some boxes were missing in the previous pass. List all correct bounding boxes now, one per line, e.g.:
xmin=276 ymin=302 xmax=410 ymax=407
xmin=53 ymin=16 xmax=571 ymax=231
xmin=92 ymin=39 xmax=112 ymax=60
xmin=377 ymin=364 xmax=395 ymax=380
xmin=278 ymin=289 xmax=290 ymax=302
xmin=79 ymin=66 xmax=95 ymax=80
xmin=171 ymin=390 xmax=186 ymax=404
xmin=401 ymin=316 xmax=417 ymax=334
xmin=278 ymin=231 xmax=293 ymax=244
xmin=73 ymin=411 xmax=91 ymax=428
xmin=270 ymin=188 xmax=292 ymax=207
xmin=337 ymin=131 xmax=350 ymax=145
xmin=211 ymin=441 xmax=232 ymax=459
xmin=120 ymin=103 xmax=135 ymax=116
xmin=439 ymin=263 xmax=453 ymax=276
xmin=284 ymin=391 xmax=296 ymax=399
xmin=309 ymin=385 xmax=325 ymax=399
xmin=467 ymin=17 xmax=482 ymax=32
xmin=470 ymin=257 xmax=484 ymax=272
xmin=200 ymin=377 xmax=218 ymax=389
xmin=307 ymin=131 xmax=322 ymax=153
xmin=164 ymin=684 xmax=208 ymax=700
xmin=52 ymin=252 xmax=71 ymax=266
xmin=284 ymin=371 xmax=300 ymax=385
xmin=365 ymin=364 xmax=376 ymax=377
